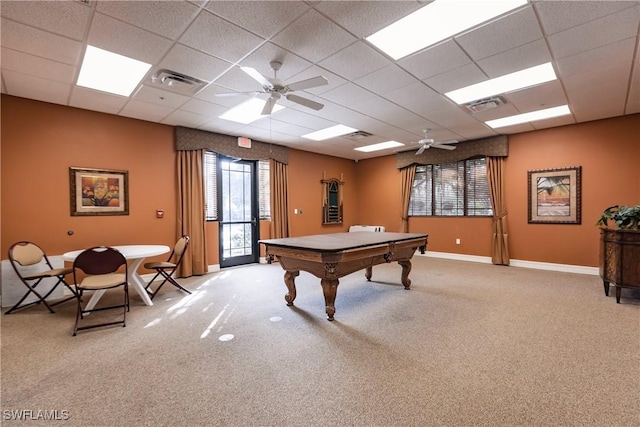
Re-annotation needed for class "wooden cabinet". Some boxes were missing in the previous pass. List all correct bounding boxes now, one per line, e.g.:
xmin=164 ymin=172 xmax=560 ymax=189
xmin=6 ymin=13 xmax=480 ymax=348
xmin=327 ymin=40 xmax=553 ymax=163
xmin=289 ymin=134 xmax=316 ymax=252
xmin=599 ymin=228 xmax=640 ymax=303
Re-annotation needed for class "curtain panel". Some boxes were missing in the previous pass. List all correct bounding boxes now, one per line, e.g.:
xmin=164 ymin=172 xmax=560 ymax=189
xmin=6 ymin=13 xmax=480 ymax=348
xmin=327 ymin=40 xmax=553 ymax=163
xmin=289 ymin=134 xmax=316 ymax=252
xmin=270 ymin=159 xmax=290 ymax=239
xmin=487 ymin=156 xmax=510 ymax=265
xmin=399 ymin=165 xmax=417 ymax=232
xmin=176 ymin=150 xmax=208 ymax=277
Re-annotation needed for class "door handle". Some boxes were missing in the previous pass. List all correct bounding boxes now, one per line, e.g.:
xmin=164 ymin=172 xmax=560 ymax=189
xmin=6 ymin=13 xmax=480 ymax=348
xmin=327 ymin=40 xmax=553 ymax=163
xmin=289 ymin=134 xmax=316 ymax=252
xmin=252 ymin=217 xmax=257 ymax=226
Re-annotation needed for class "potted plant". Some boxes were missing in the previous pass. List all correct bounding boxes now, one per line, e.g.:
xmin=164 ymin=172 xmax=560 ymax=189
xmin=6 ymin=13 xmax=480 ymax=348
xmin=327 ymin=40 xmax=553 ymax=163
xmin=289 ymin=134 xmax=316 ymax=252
xmin=596 ymin=205 xmax=640 ymax=230
xmin=596 ymin=205 xmax=640 ymax=303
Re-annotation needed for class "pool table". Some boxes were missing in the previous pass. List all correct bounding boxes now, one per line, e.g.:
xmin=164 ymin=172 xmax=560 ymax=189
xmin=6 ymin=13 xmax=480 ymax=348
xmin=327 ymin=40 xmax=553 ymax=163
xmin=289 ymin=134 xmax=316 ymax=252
xmin=260 ymin=232 xmax=428 ymax=320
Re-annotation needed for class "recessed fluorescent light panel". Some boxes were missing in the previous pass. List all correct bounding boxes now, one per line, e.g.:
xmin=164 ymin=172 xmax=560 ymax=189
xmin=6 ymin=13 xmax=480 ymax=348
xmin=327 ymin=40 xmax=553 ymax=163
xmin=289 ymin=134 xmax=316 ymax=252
xmin=302 ymin=125 xmax=358 ymax=141
xmin=485 ymin=105 xmax=571 ymax=128
xmin=366 ymin=0 xmax=527 ymax=60
xmin=446 ymin=62 xmax=557 ymax=105
xmin=354 ymin=141 xmax=404 ymax=152
xmin=220 ymin=98 xmax=285 ymax=124
xmin=77 ymin=45 xmax=151 ymax=97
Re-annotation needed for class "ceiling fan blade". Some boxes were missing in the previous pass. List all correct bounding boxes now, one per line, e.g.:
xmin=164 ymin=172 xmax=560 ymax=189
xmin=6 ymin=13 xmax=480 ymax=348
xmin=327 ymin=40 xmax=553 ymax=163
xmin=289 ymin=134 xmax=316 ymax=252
xmin=240 ymin=66 xmax=273 ymax=89
xmin=415 ymin=145 xmax=427 ymax=155
xmin=285 ymin=94 xmax=324 ymax=111
xmin=214 ymin=91 xmax=261 ymax=97
xmin=286 ymin=75 xmax=328 ymax=91
xmin=434 ymin=144 xmax=457 ymax=150
xmin=261 ymin=96 xmax=278 ymax=115
xmin=431 ymin=139 xmax=459 ymax=146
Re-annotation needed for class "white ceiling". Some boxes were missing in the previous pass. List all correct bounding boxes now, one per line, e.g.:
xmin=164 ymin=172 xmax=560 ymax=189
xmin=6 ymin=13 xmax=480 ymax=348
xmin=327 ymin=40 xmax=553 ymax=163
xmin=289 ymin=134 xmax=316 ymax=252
xmin=1 ymin=0 xmax=639 ymax=160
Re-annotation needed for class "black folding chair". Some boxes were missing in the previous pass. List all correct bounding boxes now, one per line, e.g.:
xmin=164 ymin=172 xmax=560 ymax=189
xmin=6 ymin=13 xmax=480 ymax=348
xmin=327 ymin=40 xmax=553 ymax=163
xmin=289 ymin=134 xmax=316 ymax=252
xmin=144 ymin=236 xmax=191 ymax=299
xmin=72 ymin=246 xmax=129 ymax=336
xmin=6 ymin=241 xmax=77 ymax=314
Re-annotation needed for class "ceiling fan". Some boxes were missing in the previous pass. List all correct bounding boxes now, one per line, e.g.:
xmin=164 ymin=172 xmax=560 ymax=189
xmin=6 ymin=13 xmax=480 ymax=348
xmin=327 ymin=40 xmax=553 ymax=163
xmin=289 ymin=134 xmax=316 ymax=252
xmin=415 ymin=129 xmax=459 ymax=155
xmin=216 ymin=60 xmax=328 ymax=115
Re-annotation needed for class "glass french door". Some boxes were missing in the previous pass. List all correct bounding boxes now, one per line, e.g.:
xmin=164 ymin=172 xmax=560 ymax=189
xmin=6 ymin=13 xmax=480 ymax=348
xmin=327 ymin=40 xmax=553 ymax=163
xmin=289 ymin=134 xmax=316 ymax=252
xmin=218 ymin=157 xmax=259 ymax=268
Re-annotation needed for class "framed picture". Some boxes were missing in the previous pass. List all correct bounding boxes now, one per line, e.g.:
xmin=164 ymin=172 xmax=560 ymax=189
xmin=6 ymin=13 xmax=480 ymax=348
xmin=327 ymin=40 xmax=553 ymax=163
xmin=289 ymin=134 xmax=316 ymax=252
xmin=528 ymin=166 xmax=581 ymax=224
xmin=69 ymin=167 xmax=129 ymax=216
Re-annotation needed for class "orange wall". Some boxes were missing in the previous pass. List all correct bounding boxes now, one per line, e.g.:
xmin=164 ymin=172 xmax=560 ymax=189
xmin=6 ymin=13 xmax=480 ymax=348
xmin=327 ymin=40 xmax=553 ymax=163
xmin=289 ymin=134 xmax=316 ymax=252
xmin=1 ymin=96 xmax=176 ymax=270
xmin=356 ymin=155 xmax=494 ymax=256
xmin=2 ymin=95 xmax=639 ymax=269
xmin=505 ymin=116 xmax=640 ymax=265
xmin=285 ymin=149 xmax=357 ymax=236
xmin=356 ymin=114 xmax=640 ymax=266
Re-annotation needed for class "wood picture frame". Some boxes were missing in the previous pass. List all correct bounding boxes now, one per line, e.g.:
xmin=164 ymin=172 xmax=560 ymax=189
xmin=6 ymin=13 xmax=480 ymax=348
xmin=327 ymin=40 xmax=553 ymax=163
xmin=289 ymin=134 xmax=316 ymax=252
xmin=69 ymin=167 xmax=129 ymax=216
xmin=528 ymin=166 xmax=581 ymax=224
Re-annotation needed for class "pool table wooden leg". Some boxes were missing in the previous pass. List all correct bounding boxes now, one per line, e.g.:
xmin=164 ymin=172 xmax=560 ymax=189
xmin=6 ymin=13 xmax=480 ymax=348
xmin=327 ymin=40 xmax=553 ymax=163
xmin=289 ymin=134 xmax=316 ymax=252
xmin=321 ymin=278 xmax=339 ymax=321
xmin=284 ymin=270 xmax=299 ymax=306
xmin=398 ymin=260 xmax=412 ymax=289
xmin=365 ymin=266 xmax=372 ymax=281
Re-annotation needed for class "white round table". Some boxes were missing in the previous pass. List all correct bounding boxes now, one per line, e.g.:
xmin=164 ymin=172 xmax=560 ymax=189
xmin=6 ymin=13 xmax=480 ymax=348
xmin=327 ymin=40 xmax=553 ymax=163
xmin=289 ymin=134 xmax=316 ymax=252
xmin=63 ymin=245 xmax=170 ymax=309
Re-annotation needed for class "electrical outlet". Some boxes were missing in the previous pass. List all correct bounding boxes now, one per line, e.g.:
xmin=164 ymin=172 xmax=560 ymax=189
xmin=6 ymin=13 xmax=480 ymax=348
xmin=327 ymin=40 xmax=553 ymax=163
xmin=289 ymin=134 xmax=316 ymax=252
xmin=455 ymin=238 xmax=461 ymax=245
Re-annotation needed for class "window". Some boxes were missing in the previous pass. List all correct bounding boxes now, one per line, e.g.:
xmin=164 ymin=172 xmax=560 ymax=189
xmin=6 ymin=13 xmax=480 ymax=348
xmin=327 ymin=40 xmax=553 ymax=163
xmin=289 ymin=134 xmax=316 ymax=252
xmin=204 ymin=151 xmax=217 ymax=221
xmin=258 ymin=160 xmax=270 ymax=220
xmin=409 ymin=157 xmax=492 ymax=217
xmin=203 ymin=151 xmax=270 ymax=221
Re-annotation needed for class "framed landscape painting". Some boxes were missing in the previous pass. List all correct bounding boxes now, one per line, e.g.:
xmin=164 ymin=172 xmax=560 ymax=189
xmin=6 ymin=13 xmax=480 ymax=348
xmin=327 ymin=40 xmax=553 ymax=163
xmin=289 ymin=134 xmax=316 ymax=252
xmin=528 ymin=166 xmax=581 ymax=224
xmin=69 ymin=167 xmax=129 ymax=216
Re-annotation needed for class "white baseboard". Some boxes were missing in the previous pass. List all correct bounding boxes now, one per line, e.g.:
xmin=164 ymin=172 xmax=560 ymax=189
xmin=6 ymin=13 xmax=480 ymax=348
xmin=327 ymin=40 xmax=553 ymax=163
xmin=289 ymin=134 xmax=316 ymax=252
xmin=417 ymin=251 xmax=599 ymax=276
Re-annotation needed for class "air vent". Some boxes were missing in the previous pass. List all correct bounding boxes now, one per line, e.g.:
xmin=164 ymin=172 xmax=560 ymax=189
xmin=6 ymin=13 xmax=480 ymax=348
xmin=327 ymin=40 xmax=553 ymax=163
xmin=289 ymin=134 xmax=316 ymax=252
xmin=344 ymin=130 xmax=373 ymax=139
xmin=146 ymin=69 xmax=208 ymax=96
xmin=463 ymin=96 xmax=506 ymax=113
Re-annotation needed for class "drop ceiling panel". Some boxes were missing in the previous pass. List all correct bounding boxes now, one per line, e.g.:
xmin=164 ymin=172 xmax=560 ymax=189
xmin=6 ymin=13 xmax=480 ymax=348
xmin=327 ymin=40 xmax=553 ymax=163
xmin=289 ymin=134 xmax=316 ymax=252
xmin=547 ymin=7 xmax=640 ymax=60
xmin=476 ymin=39 xmax=552 ymax=78
xmin=504 ymin=81 xmax=568 ymax=113
xmin=271 ymin=108 xmax=335 ymax=130
xmin=2 ymin=70 xmax=71 ymax=105
xmin=69 ymin=86 xmax=128 ymax=115
xmin=533 ymin=0 xmax=638 ymax=35
xmin=319 ymin=82 xmax=380 ymax=108
xmin=162 ymin=109 xmax=211 ymax=128
xmin=318 ymin=41 xmax=390 ymax=81
xmin=133 ymin=86 xmax=190 ymax=108
xmin=398 ymin=40 xmax=472 ymax=80
xmin=204 ymin=1 xmax=311 ymax=39
xmin=455 ymin=6 xmax=542 ymax=61
xmin=354 ymin=64 xmax=418 ymax=95
xmin=179 ymin=11 xmax=265 ymax=64
xmin=88 ymin=13 xmax=173 ymax=64
xmin=1 ymin=18 xmax=82 ymax=65
xmin=423 ymin=63 xmax=486 ymax=94
xmin=531 ymin=115 xmax=576 ymax=131
xmin=1 ymin=48 xmax=76 ymax=84
xmin=179 ymin=98 xmax=228 ymax=117
xmin=383 ymin=82 xmax=451 ymax=117
xmin=1 ymin=0 xmax=91 ymax=40
xmin=238 ymin=43 xmax=313 ymax=82
xmin=314 ymin=1 xmax=423 ymax=39
xmin=555 ymin=38 xmax=637 ymax=79
xmin=270 ymin=10 xmax=356 ymax=63
xmin=157 ymin=44 xmax=231 ymax=83
xmin=194 ymin=84 xmax=253 ymax=107
xmin=120 ymin=99 xmax=174 ymax=123
xmin=96 ymin=0 xmax=201 ymax=40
